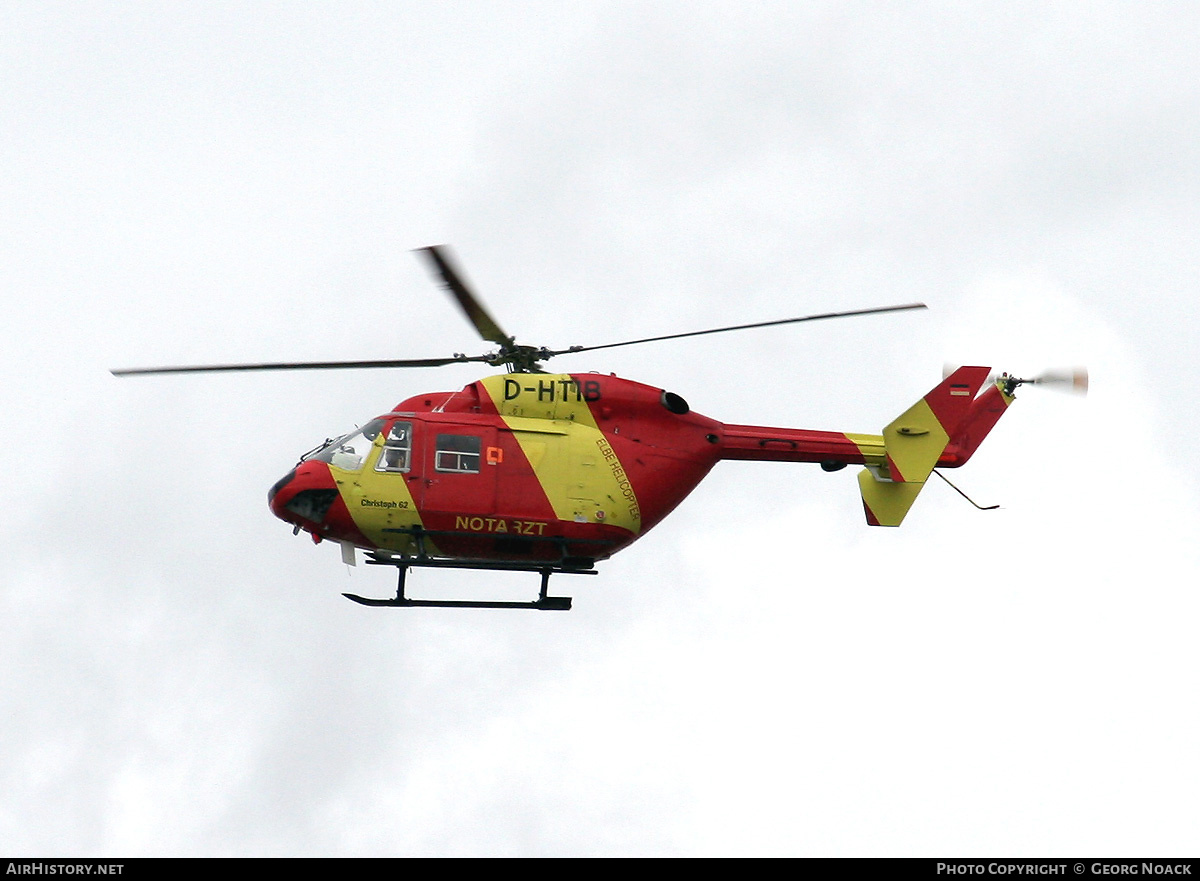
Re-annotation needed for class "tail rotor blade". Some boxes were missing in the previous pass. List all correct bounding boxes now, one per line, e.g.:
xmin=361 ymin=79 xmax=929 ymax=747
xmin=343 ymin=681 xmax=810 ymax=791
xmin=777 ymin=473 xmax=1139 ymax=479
xmin=1032 ymin=367 xmax=1089 ymax=395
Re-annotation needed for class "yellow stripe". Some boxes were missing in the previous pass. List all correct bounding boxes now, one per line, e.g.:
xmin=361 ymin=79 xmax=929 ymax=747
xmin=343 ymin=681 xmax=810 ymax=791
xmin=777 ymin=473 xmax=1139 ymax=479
xmin=846 ymin=432 xmax=886 ymax=468
xmin=334 ymin=433 xmax=430 ymax=554
xmin=882 ymin=398 xmax=950 ymax=483
xmin=480 ymin=375 xmax=641 ymax=533
xmin=857 ymin=468 xmax=924 ymax=526
xmin=997 ymin=380 xmax=1016 ymax=406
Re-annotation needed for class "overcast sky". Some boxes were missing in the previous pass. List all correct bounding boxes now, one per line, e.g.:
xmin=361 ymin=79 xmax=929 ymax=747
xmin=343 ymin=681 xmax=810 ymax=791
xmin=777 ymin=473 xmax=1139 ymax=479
xmin=3 ymin=1 xmax=1199 ymax=857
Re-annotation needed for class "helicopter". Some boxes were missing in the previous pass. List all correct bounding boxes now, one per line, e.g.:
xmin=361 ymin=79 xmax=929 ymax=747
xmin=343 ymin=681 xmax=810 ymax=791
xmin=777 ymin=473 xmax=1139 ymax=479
xmin=113 ymin=246 xmax=1086 ymax=610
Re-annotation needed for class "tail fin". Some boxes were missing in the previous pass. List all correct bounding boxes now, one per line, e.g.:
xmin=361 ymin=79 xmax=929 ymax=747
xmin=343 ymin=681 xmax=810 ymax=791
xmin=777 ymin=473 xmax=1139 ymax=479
xmin=858 ymin=366 xmax=993 ymax=526
xmin=940 ymin=380 xmax=1016 ymax=468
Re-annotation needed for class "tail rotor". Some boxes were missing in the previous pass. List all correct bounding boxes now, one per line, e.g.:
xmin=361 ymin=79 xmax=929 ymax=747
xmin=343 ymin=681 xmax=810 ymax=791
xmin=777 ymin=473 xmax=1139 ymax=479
xmin=944 ymin=364 xmax=1088 ymax=397
xmin=1000 ymin=367 xmax=1088 ymax=396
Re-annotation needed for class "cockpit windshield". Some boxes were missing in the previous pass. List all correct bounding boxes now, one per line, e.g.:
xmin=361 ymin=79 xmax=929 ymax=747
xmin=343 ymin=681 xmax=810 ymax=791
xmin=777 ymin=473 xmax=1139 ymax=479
xmin=310 ymin=418 xmax=386 ymax=472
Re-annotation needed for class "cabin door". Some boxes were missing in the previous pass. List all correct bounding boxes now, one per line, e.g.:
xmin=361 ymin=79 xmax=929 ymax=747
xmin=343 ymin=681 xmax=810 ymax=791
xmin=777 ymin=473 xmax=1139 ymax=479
xmin=415 ymin=424 xmax=499 ymax=519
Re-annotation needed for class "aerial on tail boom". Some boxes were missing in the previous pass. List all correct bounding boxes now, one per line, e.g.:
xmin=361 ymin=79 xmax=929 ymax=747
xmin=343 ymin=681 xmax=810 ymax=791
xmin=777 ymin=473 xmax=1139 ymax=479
xmin=112 ymin=245 xmax=1083 ymax=610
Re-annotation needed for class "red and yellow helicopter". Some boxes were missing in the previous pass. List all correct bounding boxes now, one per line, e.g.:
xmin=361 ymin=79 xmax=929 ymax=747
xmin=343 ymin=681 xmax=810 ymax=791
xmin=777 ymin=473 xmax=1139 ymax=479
xmin=113 ymin=246 xmax=1085 ymax=610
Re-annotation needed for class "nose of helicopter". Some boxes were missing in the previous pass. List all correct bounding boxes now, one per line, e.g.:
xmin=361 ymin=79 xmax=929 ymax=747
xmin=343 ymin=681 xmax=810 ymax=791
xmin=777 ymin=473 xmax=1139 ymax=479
xmin=268 ymin=461 xmax=340 ymax=527
xmin=267 ymin=468 xmax=296 ymax=509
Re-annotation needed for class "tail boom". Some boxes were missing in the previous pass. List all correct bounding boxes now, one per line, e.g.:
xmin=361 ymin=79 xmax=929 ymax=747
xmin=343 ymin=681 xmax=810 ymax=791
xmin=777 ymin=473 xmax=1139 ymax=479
xmin=715 ymin=367 xmax=1013 ymax=527
xmin=718 ymin=426 xmax=883 ymax=467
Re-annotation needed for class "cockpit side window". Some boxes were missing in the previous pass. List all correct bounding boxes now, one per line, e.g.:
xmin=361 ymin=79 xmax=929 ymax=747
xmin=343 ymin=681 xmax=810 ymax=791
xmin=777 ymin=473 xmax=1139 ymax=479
xmin=313 ymin=418 xmax=386 ymax=472
xmin=435 ymin=434 xmax=481 ymax=473
xmin=375 ymin=421 xmax=413 ymax=473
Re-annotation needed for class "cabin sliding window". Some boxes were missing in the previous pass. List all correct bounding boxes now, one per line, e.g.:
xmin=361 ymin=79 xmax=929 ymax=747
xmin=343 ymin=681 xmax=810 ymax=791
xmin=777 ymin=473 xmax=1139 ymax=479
xmin=435 ymin=434 xmax=481 ymax=473
xmin=375 ymin=421 xmax=413 ymax=473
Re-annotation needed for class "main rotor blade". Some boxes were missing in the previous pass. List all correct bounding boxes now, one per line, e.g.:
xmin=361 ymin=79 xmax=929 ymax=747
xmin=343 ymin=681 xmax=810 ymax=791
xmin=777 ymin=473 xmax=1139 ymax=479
xmin=416 ymin=245 xmax=513 ymax=348
xmin=545 ymin=302 xmax=928 ymax=358
xmin=111 ymin=354 xmax=493 ymax=376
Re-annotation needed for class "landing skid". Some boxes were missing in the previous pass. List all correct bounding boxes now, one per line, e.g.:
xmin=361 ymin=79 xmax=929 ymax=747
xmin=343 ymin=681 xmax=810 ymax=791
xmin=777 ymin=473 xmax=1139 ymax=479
xmin=342 ymin=555 xmax=596 ymax=610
